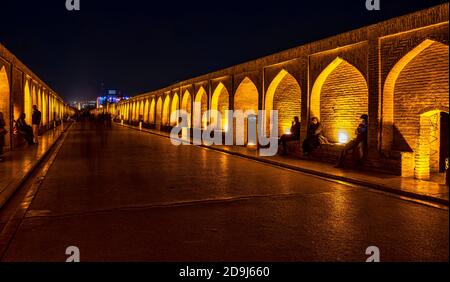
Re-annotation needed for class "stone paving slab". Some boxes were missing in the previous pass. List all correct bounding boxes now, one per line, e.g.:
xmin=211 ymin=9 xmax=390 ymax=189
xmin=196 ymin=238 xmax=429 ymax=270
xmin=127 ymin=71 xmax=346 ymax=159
xmin=0 ymin=123 xmax=70 ymax=209
xmin=118 ymin=122 xmax=449 ymax=205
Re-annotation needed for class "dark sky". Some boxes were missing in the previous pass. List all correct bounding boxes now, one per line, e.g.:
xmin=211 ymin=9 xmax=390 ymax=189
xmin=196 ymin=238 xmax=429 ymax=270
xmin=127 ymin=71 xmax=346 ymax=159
xmin=0 ymin=0 xmax=447 ymax=101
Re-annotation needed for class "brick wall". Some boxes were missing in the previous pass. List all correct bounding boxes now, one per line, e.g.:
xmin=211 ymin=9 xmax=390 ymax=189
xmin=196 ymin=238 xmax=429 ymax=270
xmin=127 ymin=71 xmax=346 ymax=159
xmin=193 ymin=88 xmax=207 ymax=128
xmin=211 ymin=84 xmax=229 ymax=130
xmin=393 ymin=41 xmax=449 ymax=153
xmin=0 ymin=63 xmax=10 ymax=147
xmin=320 ymin=61 xmax=368 ymax=143
xmin=233 ymin=77 xmax=258 ymax=113
xmin=270 ymin=72 xmax=301 ymax=136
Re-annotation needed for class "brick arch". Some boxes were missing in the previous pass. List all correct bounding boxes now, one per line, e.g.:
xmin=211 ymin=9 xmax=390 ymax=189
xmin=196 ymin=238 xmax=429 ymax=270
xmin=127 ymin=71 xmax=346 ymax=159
xmin=181 ymin=90 xmax=191 ymax=127
xmin=149 ymin=98 xmax=156 ymax=124
xmin=143 ymin=99 xmax=149 ymax=123
xmin=162 ymin=94 xmax=171 ymax=125
xmin=131 ymin=101 xmax=136 ymax=121
xmin=265 ymin=69 xmax=301 ymax=136
xmin=0 ymin=65 xmax=10 ymax=147
xmin=234 ymin=77 xmax=259 ymax=145
xmin=211 ymin=82 xmax=229 ymax=131
xmin=194 ymin=87 xmax=207 ymax=129
xmin=24 ymin=79 xmax=32 ymax=122
xmin=42 ymin=90 xmax=48 ymax=125
xmin=170 ymin=93 xmax=179 ymax=125
xmin=140 ymin=100 xmax=145 ymax=120
xmin=382 ymin=39 xmax=449 ymax=151
xmin=156 ymin=97 xmax=163 ymax=125
xmin=311 ymin=57 xmax=368 ymax=143
xmin=234 ymin=77 xmax=258 ymax=114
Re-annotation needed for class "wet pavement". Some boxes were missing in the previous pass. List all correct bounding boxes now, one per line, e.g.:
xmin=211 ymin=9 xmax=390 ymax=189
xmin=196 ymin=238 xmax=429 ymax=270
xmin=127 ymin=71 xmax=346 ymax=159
xmin=0 ymin=122 xmax=448 ymax=261
xmin=0 ymin=124 xmax=66 ymax=208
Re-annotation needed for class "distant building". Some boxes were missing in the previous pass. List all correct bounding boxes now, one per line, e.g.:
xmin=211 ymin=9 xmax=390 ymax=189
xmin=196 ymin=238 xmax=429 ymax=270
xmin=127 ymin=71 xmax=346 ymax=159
xmin=96 ymin=89 xmax=129 ymax=109
xmin=70 ymin=100 xmax=97 ymax=110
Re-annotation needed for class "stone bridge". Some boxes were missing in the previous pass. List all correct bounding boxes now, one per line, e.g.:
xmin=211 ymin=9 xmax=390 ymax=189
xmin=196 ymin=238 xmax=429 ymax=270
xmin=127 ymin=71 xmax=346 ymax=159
xmin=108 ymin=4 xmax=449 ymax=181
xmin=0 ymin=44 xmax=74 ymax=150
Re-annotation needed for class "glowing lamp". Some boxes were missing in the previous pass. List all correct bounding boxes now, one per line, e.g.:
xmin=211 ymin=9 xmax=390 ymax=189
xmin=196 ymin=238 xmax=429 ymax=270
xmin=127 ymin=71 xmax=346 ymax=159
xmin=285 ymin=127 xmax=291 ymax=134
xmin=338 ymin=130 xmax=349 ymax=144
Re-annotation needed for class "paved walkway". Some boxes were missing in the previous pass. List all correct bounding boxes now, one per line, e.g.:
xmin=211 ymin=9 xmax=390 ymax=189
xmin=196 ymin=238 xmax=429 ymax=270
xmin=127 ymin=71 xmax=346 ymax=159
xmin=0 ymin=123 xmax=69 ymax=208
xmin=1 ymin=121 xmax=447 ymax=261
xmin=118 ymin=122 xmax=449 ymax=205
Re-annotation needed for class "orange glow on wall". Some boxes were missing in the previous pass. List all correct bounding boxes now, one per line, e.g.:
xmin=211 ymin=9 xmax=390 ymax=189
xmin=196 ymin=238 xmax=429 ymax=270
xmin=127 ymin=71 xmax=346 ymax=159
xmin=265 ymin=69 xmax=301 ymax=137
xmin=0 ymin=66 xmax=10 ymax=147
xmin=234 ymin=77 xmax=259 ymax=145
xmin=381 ymin=39 xmax=435 ymax=152
xmin=194 ymin=87 xmax=207 ymax=129
xmin=144 ymin=99 xmax=149 ymax=122
xmin=311 ymin=57 xmax=368 ymax=143
xmin=162 ymin=95 xmax=170 ymax=125
xmin=156 ymin=97 xmax=162 ymax=125
xmin=211 ymin=82 xmax=229 ymax=131
xmin=181 ymin=90 xmax=192 ymax=127
xmin=149 ymin=98 xmax=155 ymax=123
xmin=170 ymin=94 xmax=179 ymax=125
xmin=24 ymin=80 xmax=32 ymax=122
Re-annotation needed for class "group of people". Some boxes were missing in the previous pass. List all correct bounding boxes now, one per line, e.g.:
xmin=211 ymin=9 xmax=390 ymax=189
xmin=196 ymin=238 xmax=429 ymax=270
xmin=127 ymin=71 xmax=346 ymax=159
xmin=278 ymin=114 xmax=369 ymax=168
xmin=0 ymin=105 xmax=42 ymax=162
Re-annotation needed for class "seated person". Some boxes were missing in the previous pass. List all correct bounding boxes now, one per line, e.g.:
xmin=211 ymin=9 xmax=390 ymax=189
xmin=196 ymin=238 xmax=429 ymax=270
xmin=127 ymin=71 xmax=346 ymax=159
xmin=15 ymin=113 xmax=35 ymax=145
xmin=278 ymin=116 xmax=300 ymax=155
xmin=302 ymin=117 xmax=328 ymax=156
xmin=335 ymin=114 xmax=368 ymax=168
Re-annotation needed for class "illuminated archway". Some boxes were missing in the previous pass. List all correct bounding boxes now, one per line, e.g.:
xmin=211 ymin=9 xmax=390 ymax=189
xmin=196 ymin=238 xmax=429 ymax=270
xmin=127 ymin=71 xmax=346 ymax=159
xmin=37 ymin=88 xmax=42 ymax=113
xmin=211 ymin=83 xmax=229 ymax=131
xmin=162 ymin=95 xmax=171 ymax=126
xmin=143 ymin=99 xmax=149 ymax=122
xmin=311 ymin=57 xmax=368 ymax=143
xmin=42 ymin=91 xmax=48 ymax=125
xmin=24 ymin=80 xmax=32 ymax=122
xmin=384 ymin=40 xmax=449 ymax=180
xmin=149 ymin=98 xmax=156 ymax=123
xmin=193 ymin=87 xmax=207 ymax=129
xmin=0 ymin=66 xmax=10 ymax=147
xmin=382 ymin=40 xmax=449 ymax=151
xmin=181 ymin=90 xmax=192 ymax=127
xmin=156 ymin=97 xmax=163 ymax=125
xmin=132 ymin=101 xmax=136 ymax=120
xmin=169 ymin=94 xmax=179 ymax=125
xmin=265 ymin=69 xmax=301 ymax=136
xmin=234 ymin=77 xmax=259 ymax=145
xmin=139 ymin=100 xmax=144 ymax=121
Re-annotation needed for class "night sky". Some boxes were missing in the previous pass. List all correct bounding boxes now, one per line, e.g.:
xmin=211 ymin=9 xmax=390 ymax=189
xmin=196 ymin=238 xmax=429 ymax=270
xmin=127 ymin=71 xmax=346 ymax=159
xmin=0 ymin=0 xmax=447 ymax=101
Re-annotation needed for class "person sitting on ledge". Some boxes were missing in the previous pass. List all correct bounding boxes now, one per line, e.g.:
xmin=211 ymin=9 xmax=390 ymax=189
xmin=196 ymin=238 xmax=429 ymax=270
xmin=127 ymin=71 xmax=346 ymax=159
xmin=302 ymin=117 xmax=328 ymax=156
xmin=16 ymin=113 xmax=35 ymax=145
xmin=278 ymin=116 xmax=301 ymax=155
xmin=335 ymin=114 xmax=368 ymax=168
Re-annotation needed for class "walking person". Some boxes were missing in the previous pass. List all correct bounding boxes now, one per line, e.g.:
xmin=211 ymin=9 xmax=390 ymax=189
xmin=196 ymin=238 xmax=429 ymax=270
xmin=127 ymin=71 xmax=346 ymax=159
xmin=0 ymin=112 xmax=7 ymax=162
xmin=32 ymin=105 xmax=41 ymax=144
xmin=278 ymin=116 xmax=301 ymax=155
xmin=335 ymin=114 xmax=368 ymax=168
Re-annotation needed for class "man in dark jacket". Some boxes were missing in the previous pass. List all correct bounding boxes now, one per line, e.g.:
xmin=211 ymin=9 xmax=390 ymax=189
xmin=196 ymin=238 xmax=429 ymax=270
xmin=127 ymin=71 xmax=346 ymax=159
xmin=32 ymin=105 xmax=41 ymax=144
xmin=279 ymin=116 xmax=301 ymax=155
